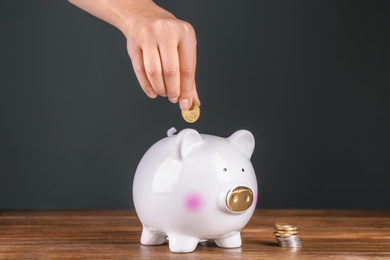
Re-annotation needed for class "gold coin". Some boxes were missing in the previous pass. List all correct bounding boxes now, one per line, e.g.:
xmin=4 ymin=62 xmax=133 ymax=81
xmin=181 ymin=102 xmax=200 ymax=123
xmin=274 ymin=230 xmax=299 ymax=235
xmin=274 ymin=223 xmax=298 ymax=231
xmin=274 ymin=229 xmax=299 ymax=234
xmin=273 ymin=231 xmax=299 ymax=237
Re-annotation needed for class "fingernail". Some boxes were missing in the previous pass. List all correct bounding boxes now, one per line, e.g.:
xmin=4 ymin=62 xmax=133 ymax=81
xmin=169 ymin=97 xmax=179 ymax=103
xmin=180 ymin=99 xmax=190 ymax=110
xmin=147 ymin=91 xmax=157 ymax=98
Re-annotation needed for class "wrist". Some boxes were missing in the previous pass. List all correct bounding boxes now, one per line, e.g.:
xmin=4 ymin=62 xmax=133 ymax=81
xmin=111 ymin=0 xmax=156 ymax=35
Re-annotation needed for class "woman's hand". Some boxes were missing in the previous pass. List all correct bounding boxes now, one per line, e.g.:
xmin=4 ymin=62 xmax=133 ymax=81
xmin=69 ymin=0 xmax=200 ymax=110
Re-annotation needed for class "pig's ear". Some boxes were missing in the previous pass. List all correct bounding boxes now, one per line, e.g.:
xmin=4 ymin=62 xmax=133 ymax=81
xmin=228 ymin=130 xmax=255 ymax=159
xmin=174 ymin=129 xmax=203 ymax=159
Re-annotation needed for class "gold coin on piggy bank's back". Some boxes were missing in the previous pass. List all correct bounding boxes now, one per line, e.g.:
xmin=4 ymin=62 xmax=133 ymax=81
xmin=181 ymin=103 xmax=200 ymax=123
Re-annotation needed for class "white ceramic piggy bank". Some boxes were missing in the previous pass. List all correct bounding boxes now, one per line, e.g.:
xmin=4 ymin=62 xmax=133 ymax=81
xmin=133 ymin=128 xmax=258 ymax=253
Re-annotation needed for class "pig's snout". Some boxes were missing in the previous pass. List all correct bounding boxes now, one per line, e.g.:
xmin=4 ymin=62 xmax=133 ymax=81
xmin=226 ymin=186 xmax=253 ymax=212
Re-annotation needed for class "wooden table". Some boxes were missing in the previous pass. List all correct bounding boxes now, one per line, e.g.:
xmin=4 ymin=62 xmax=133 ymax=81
xmin=1 ymin=209 xmax=389 ymax=259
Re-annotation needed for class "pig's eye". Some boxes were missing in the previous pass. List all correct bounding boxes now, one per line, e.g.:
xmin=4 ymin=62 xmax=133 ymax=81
xmin=242 ymin=168 xmax=245 ymax=172
xmin=223 ymin=168 xmax=227 ymax=172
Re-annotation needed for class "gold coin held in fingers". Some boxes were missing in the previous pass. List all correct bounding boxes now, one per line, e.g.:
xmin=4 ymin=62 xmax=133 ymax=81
xmin=181 ymin=103 xmax=200 ymax=123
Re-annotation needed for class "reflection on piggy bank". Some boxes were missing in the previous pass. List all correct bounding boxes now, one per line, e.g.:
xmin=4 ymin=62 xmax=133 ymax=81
xmin=133 ymin=128 xmax=258 ymax=253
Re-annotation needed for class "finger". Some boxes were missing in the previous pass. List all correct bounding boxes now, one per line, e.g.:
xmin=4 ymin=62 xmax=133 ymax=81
xmin=178 ymin=24 xmax=196 ymax=110
xmin=159 ymin=43 xmax=180 ymax=104
xmin=143 ymin=45 xmax=166 ymax=97
xmin=193 ymin=82 xmax=201 ymax=106
xmin=128 ymin=47 xmax=157 ymax=98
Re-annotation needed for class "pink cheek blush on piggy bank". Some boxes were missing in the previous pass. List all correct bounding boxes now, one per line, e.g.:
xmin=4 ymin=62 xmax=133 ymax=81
xmin=133 ymin=128 xmax=258 ymax=253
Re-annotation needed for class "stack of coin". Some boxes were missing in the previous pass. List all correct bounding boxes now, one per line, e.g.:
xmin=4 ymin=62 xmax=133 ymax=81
xmin=274 ymin=223 xmax=302 ymax=248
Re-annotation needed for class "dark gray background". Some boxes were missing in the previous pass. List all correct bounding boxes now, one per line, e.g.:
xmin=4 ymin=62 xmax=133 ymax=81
xmin=1 ymin=1 xmax=389 ymax=209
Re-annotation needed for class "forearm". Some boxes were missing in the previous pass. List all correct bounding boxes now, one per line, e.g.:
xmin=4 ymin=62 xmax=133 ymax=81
xmin=68 ymin=0 xmax=155 ymax=34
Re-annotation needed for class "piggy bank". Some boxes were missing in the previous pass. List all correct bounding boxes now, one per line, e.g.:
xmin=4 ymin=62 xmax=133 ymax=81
xmin=133 ymin=128 xmax=258 ymax=253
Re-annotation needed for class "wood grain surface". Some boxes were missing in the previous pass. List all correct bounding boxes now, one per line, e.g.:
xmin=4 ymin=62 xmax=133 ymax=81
xmin=1 ymin=209 xmax=389 ymax=259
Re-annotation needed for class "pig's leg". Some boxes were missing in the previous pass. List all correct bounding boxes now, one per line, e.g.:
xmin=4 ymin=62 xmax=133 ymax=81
xmin=167 ymin=233 xmax=199 ymax=253
xmin=214 ymin=231 xmax=242 ymax=248
xmin=140 ymin=226 xmax=166 ymax=245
